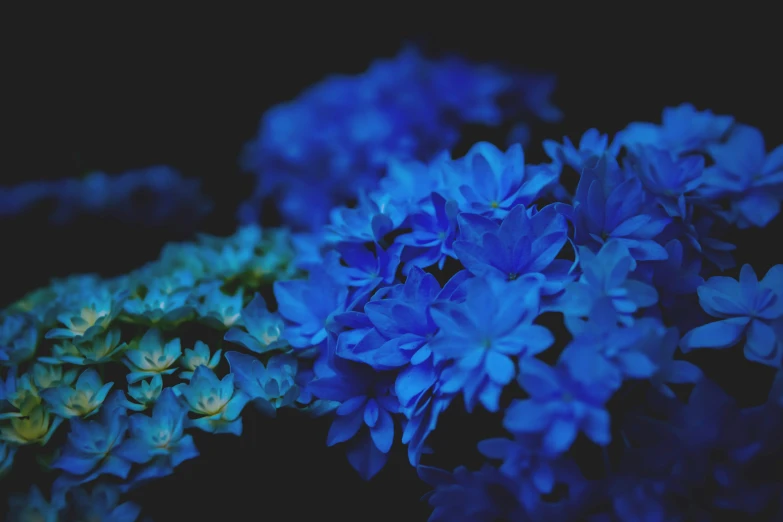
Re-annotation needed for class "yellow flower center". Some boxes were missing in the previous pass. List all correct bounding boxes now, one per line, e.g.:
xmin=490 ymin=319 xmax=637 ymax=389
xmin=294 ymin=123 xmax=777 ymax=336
xmin=11 ymin=407 xmax=49 ymax=442
xmin=66 ymin=391 xmax=98 ymax=416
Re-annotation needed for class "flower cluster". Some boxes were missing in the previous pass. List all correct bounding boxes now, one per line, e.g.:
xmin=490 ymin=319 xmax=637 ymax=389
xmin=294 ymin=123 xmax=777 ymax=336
xmin=2 ymin=48 xmax=783 ymax=521
xmin=270 ymin=102 xmax=783 ymax=519
xmin=238 ymin=46 xmax=562 ymax=230
xmin=0 ymin=225 xmax=306 ymax=519
xmin=0 ymin=166 xmax=212 ymax=227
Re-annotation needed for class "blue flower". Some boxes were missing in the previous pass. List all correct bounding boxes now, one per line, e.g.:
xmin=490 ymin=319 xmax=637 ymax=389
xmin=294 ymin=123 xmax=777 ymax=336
xmin=122 ymin=278 xmax=195 ymax=326
xmin=680 ymin=264 xmax=783 ymax=366
xmin=67 ymin=484 xmax=142 ymax=522
xmin=331 ymin=242 xmax=403 ymax=302
xmin=396 ymin=359 xmax=453 ymax=466
xmin=629 ymin=145 xmax=705 ymax=218
xmin=176 ymin=366 xmax=249 ymax=435
xmin=396 ymin=192 xmax=459 ymax=272
xmin=453 ymin=203 xmax=573 ymax=294
xmin=558 ymin=240 xmax=658 ymax=332
xmin=701 ymin=124 xmax=783 ymax=228
xmin=50 ymin=395 xmax=131 ymax=488
xmin=444 ymin=142 xmax=557 ymax=218
xmin=564 ymin=156 xmax=671 ymax=261
xmin=326 ymin=190 xmax=407 ymax=243
xmin=0 ymin=368 xmax=39 ymax=418
xmin=0 ymin=403 xmax=62 ymax=446
xmin=559 ymin=301 xmax=662 ymax=391
xmin=505 ymin=358 xmax=613 ymax=453
xmin=308 ymin=363 xmax=399 ymax=479
xmin=40 ymin=368 xmax=113 ymax=419
xmin=178 ymin=340 xmax=222 ymax=380
xmin=29 ymin=362 xmax=78 ymax=390
xmin=6 ymin=485 xmax=63 ymax=522
xmin=225 ymin=351 xmax=300 ymax=417
xmin=123 ymin=328 xmax=182 ymax=383
xmin=616 ymin=103 xmax=734 ymax=155
xmin=0 ymin=312 xmax=38 ymax=365
xmin=116 ymin=388 xmax=199 ymax=480
xmin=40 ymin=329 xmax=126 ymax=366
xmin=478 ymin=435 xmax=558 ymax=509
xmin=641 ymin=327 xmax=703 ymax=398
xmin=543 ymin=128 xmax=612 ymax=174
xmin=125 ymin=375 xmax=164 ymax=411
xmin=429 ymin=275 xmax=554 ymax=412
xmin=273 ymin=269 xmax=349 ymax=349
xmin=193 ymin=282 xmax=243 ymax=329
xmin=336 ymin=268 xmax=469 ymax=370
xmin=224 ymin=293 xmax=288 ymax=355
xmin=45 ymin=289 xmax=126 ymax=341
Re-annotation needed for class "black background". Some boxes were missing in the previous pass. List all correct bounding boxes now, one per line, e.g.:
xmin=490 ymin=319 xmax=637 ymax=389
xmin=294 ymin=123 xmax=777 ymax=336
xmin=2 ymin=10 xmax=781 ymax=521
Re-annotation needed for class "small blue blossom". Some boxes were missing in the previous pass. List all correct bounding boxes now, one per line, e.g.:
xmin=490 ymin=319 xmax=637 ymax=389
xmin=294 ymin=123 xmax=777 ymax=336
xmin=453 ymin=203 xmax=573 ymax=294
xmin=0 ymin=368 xmax=40 ymax=418
xmin=125 ymin=375 xmax=164 ymax=411
xmin=192 ymin=282 xmax=243 ymax=329
xmin=543 ymin=128 xmax=612 ymax=174
xmin=178 ymin=340 xmax=221 ymax=380
xmin=40 ymin=368 xmax=114 ymax=419
xmin=478 ymin=434 xmax=558 ymax=509
xmin=558 ymin=240 xmax=658 ymax=332
xmin=444 ymin=142 xmax=557 ymax=218
xmin=396 ymin=192 xmax=459 ymax=272
xmin=505 ymin=358 xmax=613 ymax=454
xmin=701 ymin=124 xmax=783 ymax=228
xmin=225 ymin=351 xmax=300 ymax=417
xmin=326 ymin=190 xmax=407 ymax=244
xmin=45 ymin=289 xmax=126 ymax=342
xmin=629 ymin=145 xmax=705 ymax=218
xmin=0 ymin=403 xmax=62 ymax=445
xmin=563 ymin=156 xmax=672 ymax=261
xmin=176 ymin=365 xmax=249 ymax=435
xmin=0 ymin=312 xmax=38 ymax=365
xmin=336 ymin=268 xmax=469 ymax=370
xmin=116 ymin=388 xmax=199 ymax=481
xmin=429 ymin=275 xmax=554 ymax=412
xmin=680 ymin=264 xmax=783 ymax=366
xmin=123 ymin=328 xmax=182 ymax=383
xmin=308 ymin=362 xmax=399 ymax=479
xmin=273 ymin=269 xmax=349 ymax=349
xmin=560 ymin=301 xmax=662 ymax=391
xmin=29 ymin=362 xmax=78 ymax=390
xmin=331 ymin=242 xmax=403 ymax=302
xmin=40 ymin=329 xmax=126 ymax=366
xmin=50 ymin=396 xmax=130 ymax=491
xmin=122 ymin=278 xmax=195 ymax=326
xmin=616 ymin=103 xmax=734 ymax=155
xmin=224 ymin=293 xmax=288 ymax=354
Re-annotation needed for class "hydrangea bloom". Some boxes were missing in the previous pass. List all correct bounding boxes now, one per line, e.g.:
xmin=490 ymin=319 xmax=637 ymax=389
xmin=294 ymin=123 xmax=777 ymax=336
xmin=175 ymin=366 xmax=249 ymax=435
xmin=1 ymin=54 xmax=782 ymax=522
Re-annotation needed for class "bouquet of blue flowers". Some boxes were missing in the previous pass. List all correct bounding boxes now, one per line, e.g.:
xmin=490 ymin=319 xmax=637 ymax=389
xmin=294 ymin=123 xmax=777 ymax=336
xmin=2 ymin=46 xmax=782 ymax=521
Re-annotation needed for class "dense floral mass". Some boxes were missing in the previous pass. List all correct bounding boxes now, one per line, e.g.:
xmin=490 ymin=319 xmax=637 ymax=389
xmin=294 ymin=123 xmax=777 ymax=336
xmin=238 ymin=46 xmax=562 ymax=230
xmin=2 ymin=48 xmax=783 ymax=521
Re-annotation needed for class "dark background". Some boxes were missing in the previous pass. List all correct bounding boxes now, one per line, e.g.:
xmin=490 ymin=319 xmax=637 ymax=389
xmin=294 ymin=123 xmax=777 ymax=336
xmin=2 ymin=12 xmax=781 ymax=521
